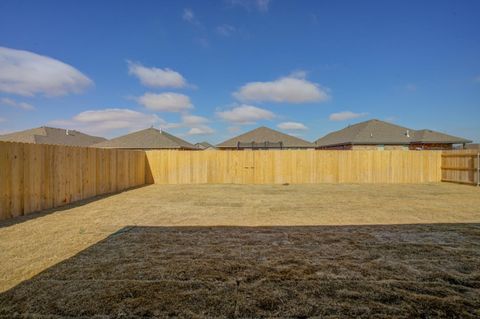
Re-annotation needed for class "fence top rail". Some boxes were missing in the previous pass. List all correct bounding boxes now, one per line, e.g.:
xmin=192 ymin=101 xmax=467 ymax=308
xmin=442 ymin=153 xmax=480 ymax=157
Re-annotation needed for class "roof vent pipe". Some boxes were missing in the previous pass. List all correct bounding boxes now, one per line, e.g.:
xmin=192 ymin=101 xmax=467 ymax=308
xmin=406 ymin=130 xmax=410 ymax=138
xmin=66 ymin=129 xmax=69 ymax=136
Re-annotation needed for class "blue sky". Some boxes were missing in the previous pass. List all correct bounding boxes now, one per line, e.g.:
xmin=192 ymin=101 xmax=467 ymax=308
xmin=0 ymin=0 xmax=479 ymax=143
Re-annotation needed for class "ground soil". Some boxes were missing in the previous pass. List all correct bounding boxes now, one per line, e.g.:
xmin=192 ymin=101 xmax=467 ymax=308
xmin=0 ymin=183 xmax=479 ymax=317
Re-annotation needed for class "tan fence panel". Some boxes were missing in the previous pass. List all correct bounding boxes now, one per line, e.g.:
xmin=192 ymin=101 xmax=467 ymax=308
xmin=0 ymin=141 xmax=146 ymax=221
xmin=145 ymin=150 xmax=442 ymax=185
xmin=441 ymin=150 xmax=479 ymax=186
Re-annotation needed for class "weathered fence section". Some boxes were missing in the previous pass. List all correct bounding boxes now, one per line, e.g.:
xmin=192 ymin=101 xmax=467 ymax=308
xmin=0 ymin=141 xmax=146 ymax=221
xmin=441 ymin=150 xmax=479 ymax=186
xmin=145 ymin=150 xmax=442 ymax=184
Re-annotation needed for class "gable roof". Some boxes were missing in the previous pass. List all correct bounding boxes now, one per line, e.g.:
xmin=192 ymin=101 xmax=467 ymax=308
xmin=411 ymin=129 xmax=471 ymax=144
xmin=93 ymin=128 xmax=195 ymax=149
xmin=217 ymin=126 xmax=315 ymax=148
xmin=195 ymin=141 xmax=216 ymax=149
xmin=315 ymin=119 xmax=471 ymax=147
xmin=0 ymin=126 xmax=106 ymax=146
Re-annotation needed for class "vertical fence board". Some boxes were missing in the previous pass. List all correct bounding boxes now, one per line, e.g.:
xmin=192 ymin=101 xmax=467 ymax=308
xmin=441 ymin=150 xmax=479 ymax=185
xmin=145 ymin=150 xmax=442 ymax=185
xmin=0 ymin=142 xmax=146 ymax=222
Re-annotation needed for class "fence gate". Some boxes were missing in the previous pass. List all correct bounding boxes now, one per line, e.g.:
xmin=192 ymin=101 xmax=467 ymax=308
xmin=441 ymin=151 xmax=480 ymax=186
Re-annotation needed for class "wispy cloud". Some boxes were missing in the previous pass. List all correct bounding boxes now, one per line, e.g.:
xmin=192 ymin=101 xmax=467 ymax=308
xmin=127 ymin=61 xmax=187 ymax=88
xmin=0 ymin=97 xmax=35 ymax=110
xmin=216 ymin=24 xmax=236 ymax=37
xmin=137 ymin=92 xmax=193 ymax=112
xmin=0 ymin=46 xmax=92 ymax=97
xmin=181 ymin=8 xmax=209 ymax=47
xmin=217 ymin=104 xmax=275 ymax=124
xmin=182 ymin=8 xmax=197 ymax=24
xmin=329 ymin=111 xmax=368 ymax=122
xmin=234 ymin=71 xmax=329 ymax=103
xmin=277 ymin=122 xmax=307 ymax=130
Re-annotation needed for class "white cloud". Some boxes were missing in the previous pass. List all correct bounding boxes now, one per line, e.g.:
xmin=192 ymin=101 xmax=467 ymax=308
xmin=216 ymin=24 xmax=236 ymax=37
xmin=127 ymin=61 xmax=187 ymax=88
xmin=50 ymin=108 xmax=162 ymax=135
xmin=187 ymin=125 xmax=215 ymax=135
xmin=182 ymin=114 xmax=209 ymax=125
xmin=277 ymin=122 xmax=307 ymax=130
xmin=234 ymin=72 xmax=329 ymax=103
xmin=329 ymin=111 xmax=368 ymax=122
xmin=138 ymin=92 xmax=193 ymax=112
xmin=0 ymin=46 xmax=92 ymax=96
xmin=0 ymin=97 xmax=35 ymax=110
xmin=160 ymin=114 xmax=210 ymax=131
xmin=216 ymin=104 xmax=275 ymax=124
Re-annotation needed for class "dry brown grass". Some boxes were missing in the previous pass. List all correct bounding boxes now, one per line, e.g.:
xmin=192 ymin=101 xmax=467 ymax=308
xmin=1 ymin=225 xmax=479 ymax=318
xmin=0 ymin=183 xmax=479 ymax=317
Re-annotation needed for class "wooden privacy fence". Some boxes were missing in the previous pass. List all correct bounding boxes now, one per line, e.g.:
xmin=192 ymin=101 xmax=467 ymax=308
xmin=145 ymin=150 xmax=442 ymax=184
xmin=441 ymin=150 xmax=480 ymax=186
xmin=0 ymin=141 xmax=146 ymax=221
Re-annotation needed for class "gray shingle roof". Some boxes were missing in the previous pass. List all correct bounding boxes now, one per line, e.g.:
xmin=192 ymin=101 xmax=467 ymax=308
xmin=217 ymin=126 xmax=315 ymax=148
xmin=411 ymin=129 xmax=471 ymax=144
xmin=93 ymin=128 xmax=195 ymax=149
xmin=315 ymin=119 xmax=471 ymax=147
xmin=0 ymin=126 xmax=106 ymax=146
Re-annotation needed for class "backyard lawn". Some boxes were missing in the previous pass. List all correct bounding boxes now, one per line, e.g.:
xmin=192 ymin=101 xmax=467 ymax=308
xmin=0 ymin=183 xmax=479 ymax=317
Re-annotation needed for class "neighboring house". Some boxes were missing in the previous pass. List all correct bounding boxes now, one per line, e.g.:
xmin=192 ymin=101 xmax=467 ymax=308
xmin=195 ymin=142 xmax=217 ymax=150
xmin=93 ymin=127 xmax=196 ymax=150
xmin=217 ymin=126 xmax=315 ymax=150
xmin=315 ymin=119 xmax=471 ymax=150
xmin=0 ymin=126 xmax=106 ymax=147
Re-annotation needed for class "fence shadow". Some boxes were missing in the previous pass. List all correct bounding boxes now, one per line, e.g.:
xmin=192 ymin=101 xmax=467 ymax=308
xmin=0 ymin=185 xmax=147 ymax=229
xmin=1 ymin=224 xmax=479 ymax=317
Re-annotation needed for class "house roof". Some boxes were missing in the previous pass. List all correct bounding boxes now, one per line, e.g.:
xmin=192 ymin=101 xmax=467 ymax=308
xmin=315 ymin=119 xmax=471 ymax=147
xmin=411 ymin=129 xmax=471 ymax=144
xmin=0 ymin=126 xmax=106 ymax=146
xmin=93 ymin=128 xmax=196 ymax=149
xmin=217 ymin=126 xmax=315 ymax=148
xmin=195 ymin=141 xmax=216 ymax=149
